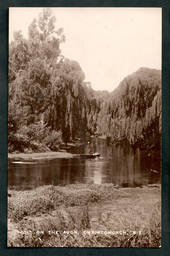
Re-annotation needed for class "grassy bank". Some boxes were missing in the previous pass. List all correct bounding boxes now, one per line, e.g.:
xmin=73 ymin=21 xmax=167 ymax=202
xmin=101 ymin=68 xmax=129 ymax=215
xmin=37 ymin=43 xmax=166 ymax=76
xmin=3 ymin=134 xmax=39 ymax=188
xmin=8 ymin=151 xmax=74 ymax=162
xmin=8 ymin=183 xmax=161 ymax=247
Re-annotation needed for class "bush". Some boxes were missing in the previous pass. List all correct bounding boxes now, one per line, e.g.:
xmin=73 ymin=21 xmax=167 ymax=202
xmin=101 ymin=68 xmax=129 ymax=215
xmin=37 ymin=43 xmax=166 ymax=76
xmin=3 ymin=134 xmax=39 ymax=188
xmin=8 ymin=121 xmax=63 ymax=153
xmin=43 ymin=130 xmax=62 ymax=151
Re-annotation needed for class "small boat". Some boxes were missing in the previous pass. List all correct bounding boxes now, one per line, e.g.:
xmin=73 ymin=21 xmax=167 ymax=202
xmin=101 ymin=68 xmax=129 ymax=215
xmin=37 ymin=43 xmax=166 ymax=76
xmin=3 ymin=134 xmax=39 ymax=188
xmin=79 ymin=152 xmax=100 ymax=159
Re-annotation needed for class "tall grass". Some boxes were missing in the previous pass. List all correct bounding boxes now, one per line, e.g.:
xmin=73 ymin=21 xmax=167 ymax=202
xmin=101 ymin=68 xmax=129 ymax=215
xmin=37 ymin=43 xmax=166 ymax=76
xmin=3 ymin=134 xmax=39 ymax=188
xmin=8 ymin=184 xmax=161 ymax=247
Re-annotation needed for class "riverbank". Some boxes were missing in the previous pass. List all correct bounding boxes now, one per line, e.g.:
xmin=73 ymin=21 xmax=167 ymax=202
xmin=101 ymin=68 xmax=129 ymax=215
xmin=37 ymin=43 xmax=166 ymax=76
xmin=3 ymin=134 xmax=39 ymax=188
xmin=8 ymin=151 xmax=74 ymax=161
xmin=8 ymin=183 xmax=161 ymax=247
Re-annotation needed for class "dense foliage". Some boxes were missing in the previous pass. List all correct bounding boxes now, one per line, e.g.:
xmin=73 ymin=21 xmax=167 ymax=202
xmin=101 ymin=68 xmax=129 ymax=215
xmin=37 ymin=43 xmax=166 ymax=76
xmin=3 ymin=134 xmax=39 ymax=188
xmin=8 ymin=9 xmax=161 ymax=153
xmin=96 ymin=68 xmax=161 ymax=150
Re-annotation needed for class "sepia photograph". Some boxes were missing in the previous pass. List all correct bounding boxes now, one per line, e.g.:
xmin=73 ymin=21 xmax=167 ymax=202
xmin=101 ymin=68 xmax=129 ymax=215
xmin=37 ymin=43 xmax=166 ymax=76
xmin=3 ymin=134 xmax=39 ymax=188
xmin=8 ymin=7 xmax=161 ymax=247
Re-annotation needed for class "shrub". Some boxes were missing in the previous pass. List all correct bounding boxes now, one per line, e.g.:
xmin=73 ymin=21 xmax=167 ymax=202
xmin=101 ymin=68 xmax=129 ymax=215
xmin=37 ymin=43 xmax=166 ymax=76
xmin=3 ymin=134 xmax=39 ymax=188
xmin=8 ymin=121 xmax=63 ymax=152
xmin=43 ymin=130 xmax=62 ymax=151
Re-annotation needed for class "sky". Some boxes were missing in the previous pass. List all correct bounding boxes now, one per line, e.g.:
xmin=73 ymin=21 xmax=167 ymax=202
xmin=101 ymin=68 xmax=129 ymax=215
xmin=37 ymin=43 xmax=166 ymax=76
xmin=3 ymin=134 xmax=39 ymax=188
xmin=9 ymin=7 xmax=162 ymax=92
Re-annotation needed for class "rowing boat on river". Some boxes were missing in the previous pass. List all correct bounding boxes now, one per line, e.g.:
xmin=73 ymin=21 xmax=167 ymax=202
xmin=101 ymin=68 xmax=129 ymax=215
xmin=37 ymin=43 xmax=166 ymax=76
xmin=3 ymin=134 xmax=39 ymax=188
xmin=79 ymin=152 xmax=100 ymax=159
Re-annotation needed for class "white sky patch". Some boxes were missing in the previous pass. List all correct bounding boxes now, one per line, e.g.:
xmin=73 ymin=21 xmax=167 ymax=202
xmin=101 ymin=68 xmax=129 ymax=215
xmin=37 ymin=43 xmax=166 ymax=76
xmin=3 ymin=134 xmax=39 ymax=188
xmin=9 ymin=7 xmax=162 ymax=92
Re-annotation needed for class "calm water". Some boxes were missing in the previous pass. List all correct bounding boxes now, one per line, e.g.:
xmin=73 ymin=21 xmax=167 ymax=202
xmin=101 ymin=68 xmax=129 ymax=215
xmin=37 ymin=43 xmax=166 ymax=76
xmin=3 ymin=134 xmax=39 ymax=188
xmin=8 ymin=138 xmax=161 ymax=190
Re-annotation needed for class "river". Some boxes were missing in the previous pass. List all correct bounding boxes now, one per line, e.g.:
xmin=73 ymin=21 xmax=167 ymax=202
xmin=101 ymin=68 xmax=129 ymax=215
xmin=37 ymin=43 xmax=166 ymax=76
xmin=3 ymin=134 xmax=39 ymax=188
xmin=8 ymin=138 xmax=161 ymax=190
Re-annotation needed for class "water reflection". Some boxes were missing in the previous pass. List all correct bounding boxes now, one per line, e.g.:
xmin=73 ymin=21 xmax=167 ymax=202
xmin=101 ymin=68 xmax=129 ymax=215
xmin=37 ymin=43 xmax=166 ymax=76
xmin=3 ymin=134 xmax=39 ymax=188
xmin=8 ymin=138 xmax=161 ymax=190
